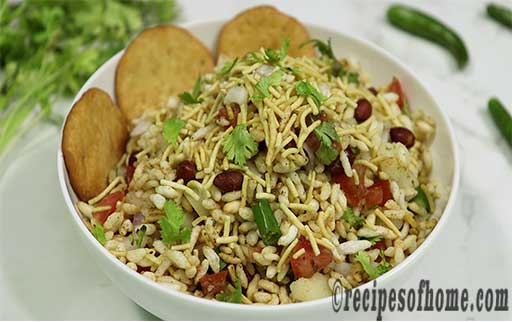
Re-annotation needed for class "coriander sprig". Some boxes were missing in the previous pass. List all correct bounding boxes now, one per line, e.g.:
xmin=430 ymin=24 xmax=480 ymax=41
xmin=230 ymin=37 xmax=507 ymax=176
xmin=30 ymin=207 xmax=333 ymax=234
xmin=355 ymin=250 xmax=392 ymax=280
xmin=251 ymin=70 xmax=284 ymax=101
xmin=0 ymin=0 xmax=178 ymax=160
xmin=264 ymin=38 xmax=289 ymax=65
xmin=217 ymin=57 xmax=239 ymax=76
xmin=216 ymin=279 xmax=242 ymax=303
xmin=179 ymin=75 xmax=203 ymax=104
xmin=295 ymin=80 xmax=327 ymax=107
xmin=343 ymin=207 xmax=365 ymax=229
xmin=92 ymin=224 xmax=107 ymax=245
xmin=222 ymin=124 xmax=258 ymax=166
xmin=313 ymin=121 xmax=340 ymax=165
xmin=301 ymin=38 xmax=344 ymax=77
xmin=162 ymin=117 xmax=186 ymax=146
xmin=159 ymin=200 xmax=191 ymax=246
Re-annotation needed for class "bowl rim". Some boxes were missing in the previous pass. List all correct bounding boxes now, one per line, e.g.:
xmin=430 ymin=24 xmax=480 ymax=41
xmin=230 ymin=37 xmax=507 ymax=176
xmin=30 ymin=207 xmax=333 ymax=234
xmin=56 ymin=19 xmax=460 ymax=313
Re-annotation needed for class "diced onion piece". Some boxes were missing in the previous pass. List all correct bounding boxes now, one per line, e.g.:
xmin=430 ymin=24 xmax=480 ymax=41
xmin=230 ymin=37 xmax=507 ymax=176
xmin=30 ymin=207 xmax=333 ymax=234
xmin=130 ymin=118 xmax=151 ymax=137
xmin=256 ymin=64 xmax=275 ymax=76
xmin=224 ymin=86 xmax=248 ymax=106
xmin=319 ymin=83 xmax=331 ymax=97
xmin=192 ymin=124 xmax=215 ymax=140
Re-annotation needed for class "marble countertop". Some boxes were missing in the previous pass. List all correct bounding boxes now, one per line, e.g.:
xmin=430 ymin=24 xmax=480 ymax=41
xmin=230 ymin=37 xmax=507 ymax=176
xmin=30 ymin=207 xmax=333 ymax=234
xmin=1 ymin=0 xmax=511 ymax=320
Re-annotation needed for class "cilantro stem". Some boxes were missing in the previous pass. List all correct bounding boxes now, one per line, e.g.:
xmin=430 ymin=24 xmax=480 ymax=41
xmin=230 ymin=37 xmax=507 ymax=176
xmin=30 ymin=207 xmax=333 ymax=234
xmin=0 ymin=61 xmax=70 ymax=157
xmin=0 ymin=0 xmax=178 ymax=162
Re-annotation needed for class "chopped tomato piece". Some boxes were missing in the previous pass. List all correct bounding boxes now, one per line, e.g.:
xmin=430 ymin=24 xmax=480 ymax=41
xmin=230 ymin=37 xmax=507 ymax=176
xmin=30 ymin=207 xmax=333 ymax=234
xmin=312 ymin=246 xmax=333 ymax=269
xmin=305 ymin=132 xmax=320 ymax=152
xmin=92 ymin=191 xmax=124 ymax=224
xmin=200 ymin=271 xmax=228 ymax=296
xmin=126 ymin=165 xmax=135 ymax=183
xmin=330 ymin=165 xmax=392 ymax=209
xmin=389 ymin=77 xmax=406 ymax=109
xmin=364 ymin=180 xmax=392 ymax=209
xmin=290 ymin=236 xmax=333 ymax=279
xmin=332 ymin=165 xmax=366 ymax=207
xmin=373 ymin=240 xmax=386 ymax=251
xmin=126 ymin=154 xmax=137 ymax=183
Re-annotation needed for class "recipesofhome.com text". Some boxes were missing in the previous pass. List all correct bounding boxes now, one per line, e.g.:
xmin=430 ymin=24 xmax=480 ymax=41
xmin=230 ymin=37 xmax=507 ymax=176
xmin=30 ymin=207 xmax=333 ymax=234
xmin=331 ymin=279 xmax=509 ymax=320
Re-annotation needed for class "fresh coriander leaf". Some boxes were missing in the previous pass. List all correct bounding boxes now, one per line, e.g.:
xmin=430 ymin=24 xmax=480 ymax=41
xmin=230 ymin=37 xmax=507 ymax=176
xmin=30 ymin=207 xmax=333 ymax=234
xmin=158 ymin=200 xmax=191 ymax=245
xmin=348 ymin=72 xmax=359 ymax=84
xmin=279 ymin=65 xmax=301 ymax=76
xmin=332 ymin=60 xmax=346 ymax=78
xmin=178 ymin=92 xmax=197 ymax=105
xmin=295 ymin=80 xmax=327 ymax=107
xmin=179 ymin=75 xmax=203 ymax=104
xmin=342 ymin=207 xmax=365 ymax=229
xmin=219 ymin=258 xmax=228 ymax=271
xmin=300 ymin=39 xmax=348 ymax=78
xmin=251 ymin=70 xmax=284 ymax=101
xmin=376 ymin=251 xmax=392 ymax=275
xmin=179 ymin=227 xmax=192 ymax=244
xmin=92 ymin=224 xmax=107 ymax=245
xmin=192 ymin=75 xmax=202 ymax=98
xmin=162 ymin=117 xmax=185 ymax=145
xmin=222 ymin=124 xmax=258 ymax=166
xmin=264 ymin=38 xmax=289 ymax=64
xmin=367 ymin=235 xmax=383 ymax=244
xmin=301 ymin=38 xmax=336 ymax=59
xmin=246 ymin=52 xmax=265 ymax=64
xmin=0 ymin=0 xmax=178 ymax=158
xmin=356 ymin=250 xmax=392 ymax=280
xmin=316 ymin=143 xmax=339 ymax=166
xmin=376 ymin=261 xmax=392 ymax=276
xmin=215 ymin=248 xmax=228 ymax=270
xmin=135 ymin=225 xmax=147 ymax=248
xmin=217 ymin=57 xmax=239 ymax=76
xmin=313 ymin=121 xmax=340 ymax=165
xmin=355 ymin=251 xmax=379 ymax=279
xmin=216 ymin=279 xmax=242 ymax=303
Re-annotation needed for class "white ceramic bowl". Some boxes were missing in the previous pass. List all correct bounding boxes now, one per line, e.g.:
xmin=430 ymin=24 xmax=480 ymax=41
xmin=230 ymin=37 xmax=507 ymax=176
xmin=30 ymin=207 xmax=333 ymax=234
xmin=57 ymin=20 xmax=459 ymax=320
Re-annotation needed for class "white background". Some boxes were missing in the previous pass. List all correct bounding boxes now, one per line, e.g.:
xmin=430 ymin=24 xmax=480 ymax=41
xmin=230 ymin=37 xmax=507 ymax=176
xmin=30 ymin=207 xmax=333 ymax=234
xmin=1 ymin=0 xmax=511 ymax=320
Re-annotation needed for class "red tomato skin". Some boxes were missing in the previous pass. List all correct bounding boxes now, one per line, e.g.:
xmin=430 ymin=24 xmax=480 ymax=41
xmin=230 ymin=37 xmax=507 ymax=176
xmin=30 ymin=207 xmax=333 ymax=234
xmin=312 ymin=246 xmax=333 ymax=269
xmin=92 ymin=191 xmax=124 ymax=224
xmin=126 ymin=154 xmax=137 ymax=183
xmin=364 ymin=180 xmax=392 ymax=209
xmin=200 ymin=271 xmax=228 ymax=296
xmin=373 ymin=240 xmax=387 ymax=251
xmin=389 ymin=77 xmax=406 ymax=109
xmin=126 ymin=165 xmax=135 ymax=183
xmin=332 ymin=165 xmax=366 ymax=207
xmin=290 ymin=236 xmax=333 ymax=279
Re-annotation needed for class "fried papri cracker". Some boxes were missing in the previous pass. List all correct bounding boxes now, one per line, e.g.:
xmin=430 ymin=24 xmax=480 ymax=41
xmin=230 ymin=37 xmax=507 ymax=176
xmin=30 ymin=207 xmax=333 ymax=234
xmin=63 ymin=88 xmax=128 ymax=201
xmin=217 ymin=5 xmax=315 ymax=58
xmin=116 ymin=25 xmax=214 ymax=121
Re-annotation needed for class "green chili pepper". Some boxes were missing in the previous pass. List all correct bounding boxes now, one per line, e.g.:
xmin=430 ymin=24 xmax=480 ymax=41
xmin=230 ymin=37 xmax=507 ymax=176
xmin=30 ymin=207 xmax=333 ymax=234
xmin=487 ymin=3 xmax=512 ymax=29
xmin=251 ymin=199 xmax=281 ymax=246
xmin=488 ymin=98 xmax=512 ymax=146
xmin=386 ymin=4 xmax=469 ymax=69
